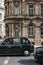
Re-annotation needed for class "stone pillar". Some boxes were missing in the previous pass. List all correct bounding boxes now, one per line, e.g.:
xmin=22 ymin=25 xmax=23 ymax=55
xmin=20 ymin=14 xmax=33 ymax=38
xmin=22 ymin=0 xmax=26 ymax=15
xmin=20 ymin=1 xmax=21 ymax=14
xmin=7 ymin=3 xmax=9 ymax=16
xmin=9 ymin=2 xmax=12 ymax=15
xmin=12 ymin=24 xmax=14 ymax=36
xmin=12 ymin=1 xmax=14 ymax=15
xmin=22 ymin=21 xmax=27 ymax=37
xmin=35 ymin=26 xmax=41 ymax=46
xmin=19 ymin=22 xmax=22 ymax=36
xmin=35 ymin=3 xmax=39 ymax=15
xmin=9 ymin=24 xmax=12 ymax=36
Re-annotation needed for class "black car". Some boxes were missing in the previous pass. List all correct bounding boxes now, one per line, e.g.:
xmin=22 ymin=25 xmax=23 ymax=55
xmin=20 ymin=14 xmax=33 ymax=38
xmin=0 ymin=37 xmax=34 ymax=56
xmin=34 ymin=46 xmax=43 ymax=63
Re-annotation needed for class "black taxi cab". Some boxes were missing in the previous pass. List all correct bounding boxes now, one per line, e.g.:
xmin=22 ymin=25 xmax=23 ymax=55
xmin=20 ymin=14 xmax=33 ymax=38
xmin=0 ymin=37 xmax=34 ymax=56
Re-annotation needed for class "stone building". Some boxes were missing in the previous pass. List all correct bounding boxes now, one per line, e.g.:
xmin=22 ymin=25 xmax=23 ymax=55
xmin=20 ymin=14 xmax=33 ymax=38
xmin=4 ymin=0 xmax=43 ymax=46
xmin=0 ymin=0 xmax=5 ymax=38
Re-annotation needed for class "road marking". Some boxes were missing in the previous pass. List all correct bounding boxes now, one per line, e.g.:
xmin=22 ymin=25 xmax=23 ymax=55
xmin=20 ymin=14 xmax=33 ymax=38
xmin=3 ymin=57 xmax=10 ymax=65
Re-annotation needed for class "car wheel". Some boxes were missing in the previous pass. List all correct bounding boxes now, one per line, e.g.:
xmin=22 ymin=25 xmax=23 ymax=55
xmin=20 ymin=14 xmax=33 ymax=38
xmin=24 ymin=50 xmax=30 ymax=56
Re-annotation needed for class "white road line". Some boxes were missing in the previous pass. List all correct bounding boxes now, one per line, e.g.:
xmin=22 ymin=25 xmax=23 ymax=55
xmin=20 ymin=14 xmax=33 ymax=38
xmin=3 ymin=57 xmax=10 ymax=65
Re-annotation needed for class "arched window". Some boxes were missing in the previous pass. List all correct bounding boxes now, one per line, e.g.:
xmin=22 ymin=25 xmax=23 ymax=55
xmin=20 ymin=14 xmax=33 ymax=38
xmin=28 ymin=22 xmax=35 ymax=37
xmin=41 ymin=23 xmax=43 ymax=37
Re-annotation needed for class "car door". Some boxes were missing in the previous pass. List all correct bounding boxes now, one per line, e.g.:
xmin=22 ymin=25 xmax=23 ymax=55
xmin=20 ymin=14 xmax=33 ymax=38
xmin=10 ymin=38 xmax=22 ymax=54
xmin=21 ymin=38 xmax=30 ymax=49
xmin=0 ymin=38 xmax=11 ymax=55
xmin=0 ymin=43 xmax=6 ymax=55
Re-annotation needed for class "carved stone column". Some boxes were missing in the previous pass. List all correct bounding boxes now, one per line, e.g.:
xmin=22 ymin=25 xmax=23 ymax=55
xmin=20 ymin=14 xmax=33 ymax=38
xmin=9 ymin=2 xmax=12 ymax=15
xmin=35 ymin=26 xmax=41 ymax=46
xmin=9 ymin=24 xmax=12 ymax=36
xmin=22 ymin=0 xmax=26 ymax=15
xmin=12 ymin=24 xmax=14 ymax=36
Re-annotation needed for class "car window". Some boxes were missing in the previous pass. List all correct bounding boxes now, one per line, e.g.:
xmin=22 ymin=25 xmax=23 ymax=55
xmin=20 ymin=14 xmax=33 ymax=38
xmin=4 ymin=38 xmax=13 ymax=45
xmin=13 ymin=38 xmax=21 ymax=44
xmin=22 ymin=38 xmax=28 ymax=44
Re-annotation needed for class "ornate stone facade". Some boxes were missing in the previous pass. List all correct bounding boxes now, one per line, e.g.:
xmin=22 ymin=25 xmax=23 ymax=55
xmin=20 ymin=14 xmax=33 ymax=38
xmin=4 ymin=0 xmax=43 ymax=46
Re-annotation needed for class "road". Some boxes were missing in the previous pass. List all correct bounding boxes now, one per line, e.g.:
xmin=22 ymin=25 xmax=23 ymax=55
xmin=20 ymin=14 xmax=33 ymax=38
xmin=0 ymin=55 xmax=41 ymax=65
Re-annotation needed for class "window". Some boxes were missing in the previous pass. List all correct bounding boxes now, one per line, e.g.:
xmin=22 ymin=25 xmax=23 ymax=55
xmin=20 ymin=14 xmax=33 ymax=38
xmin=5 ymin=6 xmax=7 ymax=16
xmin=14 ymin=24 xmax=19 ymax=36
xmin=4 ymin=38 xmax=10 ymax=44
xmin=0 ymin=13 xmax=2 ymax=20
xmin=13 ymin=38 xmax=20 ymax=44
xmin=15 ymin=30 xmax=19 ymax=36
xmin=14 ymin=6 xmax=20 ymax=15
xmin=28 ymin=23 xmax=34 ymax=37
xmin=22 ymin=38 xmax=29 ymax=44
xmin=4 ymin=38 xmax=13 ymax=44
xmin=41 ymin=23 xmax=43 ymax=37
xmin=29 ymin=5 xmax=34 ymax=16
xmin=41 ymin=5 xmax=43 ymax=16
xmin=5 ymin=24 xmax=9 ymax=36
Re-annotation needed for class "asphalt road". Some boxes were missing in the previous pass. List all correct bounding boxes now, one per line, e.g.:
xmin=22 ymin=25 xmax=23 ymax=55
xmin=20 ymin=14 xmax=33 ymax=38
xmin=0 ymin=55 xmax=41 ymax=65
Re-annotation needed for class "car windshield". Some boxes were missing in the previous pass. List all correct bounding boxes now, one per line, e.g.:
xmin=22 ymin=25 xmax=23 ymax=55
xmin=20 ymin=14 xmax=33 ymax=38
xmin=37 ymin=47 xmax=43 ymax=51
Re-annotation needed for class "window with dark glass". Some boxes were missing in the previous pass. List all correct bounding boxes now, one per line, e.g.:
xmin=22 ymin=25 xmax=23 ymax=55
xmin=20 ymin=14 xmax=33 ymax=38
xmin=5 ymin=24 xmax=9 ymax=36
xmin=29 ymin=5 xmax=34 ymax=16
xmin=14 ymin=24 xmax=19 ymax=36
xmin=5 ymin=6 xmax=7 ymax=16
xmin=4 ymin=38 xmax=13 ymax=44
xmin=28 ymin=23 xmax=34 ymax=37
xmin=15 ymin=30 xmax=19 ymax=36
xmin=0 ymin=13 xmax=2 ymax=20
xmin=41 ymin=24 xmax=43 ymax=36
xmin=22 ymin=38 xmax=29 ymax=44
xmin=13 ymin=38 xmax=20 ymax=44
xmin=41 ymin=5 xmax=43 ymax=16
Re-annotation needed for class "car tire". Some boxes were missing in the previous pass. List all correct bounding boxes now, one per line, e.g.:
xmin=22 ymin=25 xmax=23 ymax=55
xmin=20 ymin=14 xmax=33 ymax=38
xmin=24 ymin=50 xmax=30 ymax=56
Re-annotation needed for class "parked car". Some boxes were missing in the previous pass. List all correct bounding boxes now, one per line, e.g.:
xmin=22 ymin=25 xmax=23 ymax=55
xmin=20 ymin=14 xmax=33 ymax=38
xmin=34 ymin=46 xmax=43 ymax=63
xmin=0 ymin=37 xmax=34 ymax=56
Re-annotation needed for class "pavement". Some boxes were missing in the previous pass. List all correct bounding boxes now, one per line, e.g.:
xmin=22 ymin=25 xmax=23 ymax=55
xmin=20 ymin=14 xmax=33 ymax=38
xmin=0 ymin=55 xmax=41 ymax=65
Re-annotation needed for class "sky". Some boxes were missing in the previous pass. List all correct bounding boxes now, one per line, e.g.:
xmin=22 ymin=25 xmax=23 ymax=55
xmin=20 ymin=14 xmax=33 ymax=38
xmin=0 ymin=0 xmax=4 ymax=3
